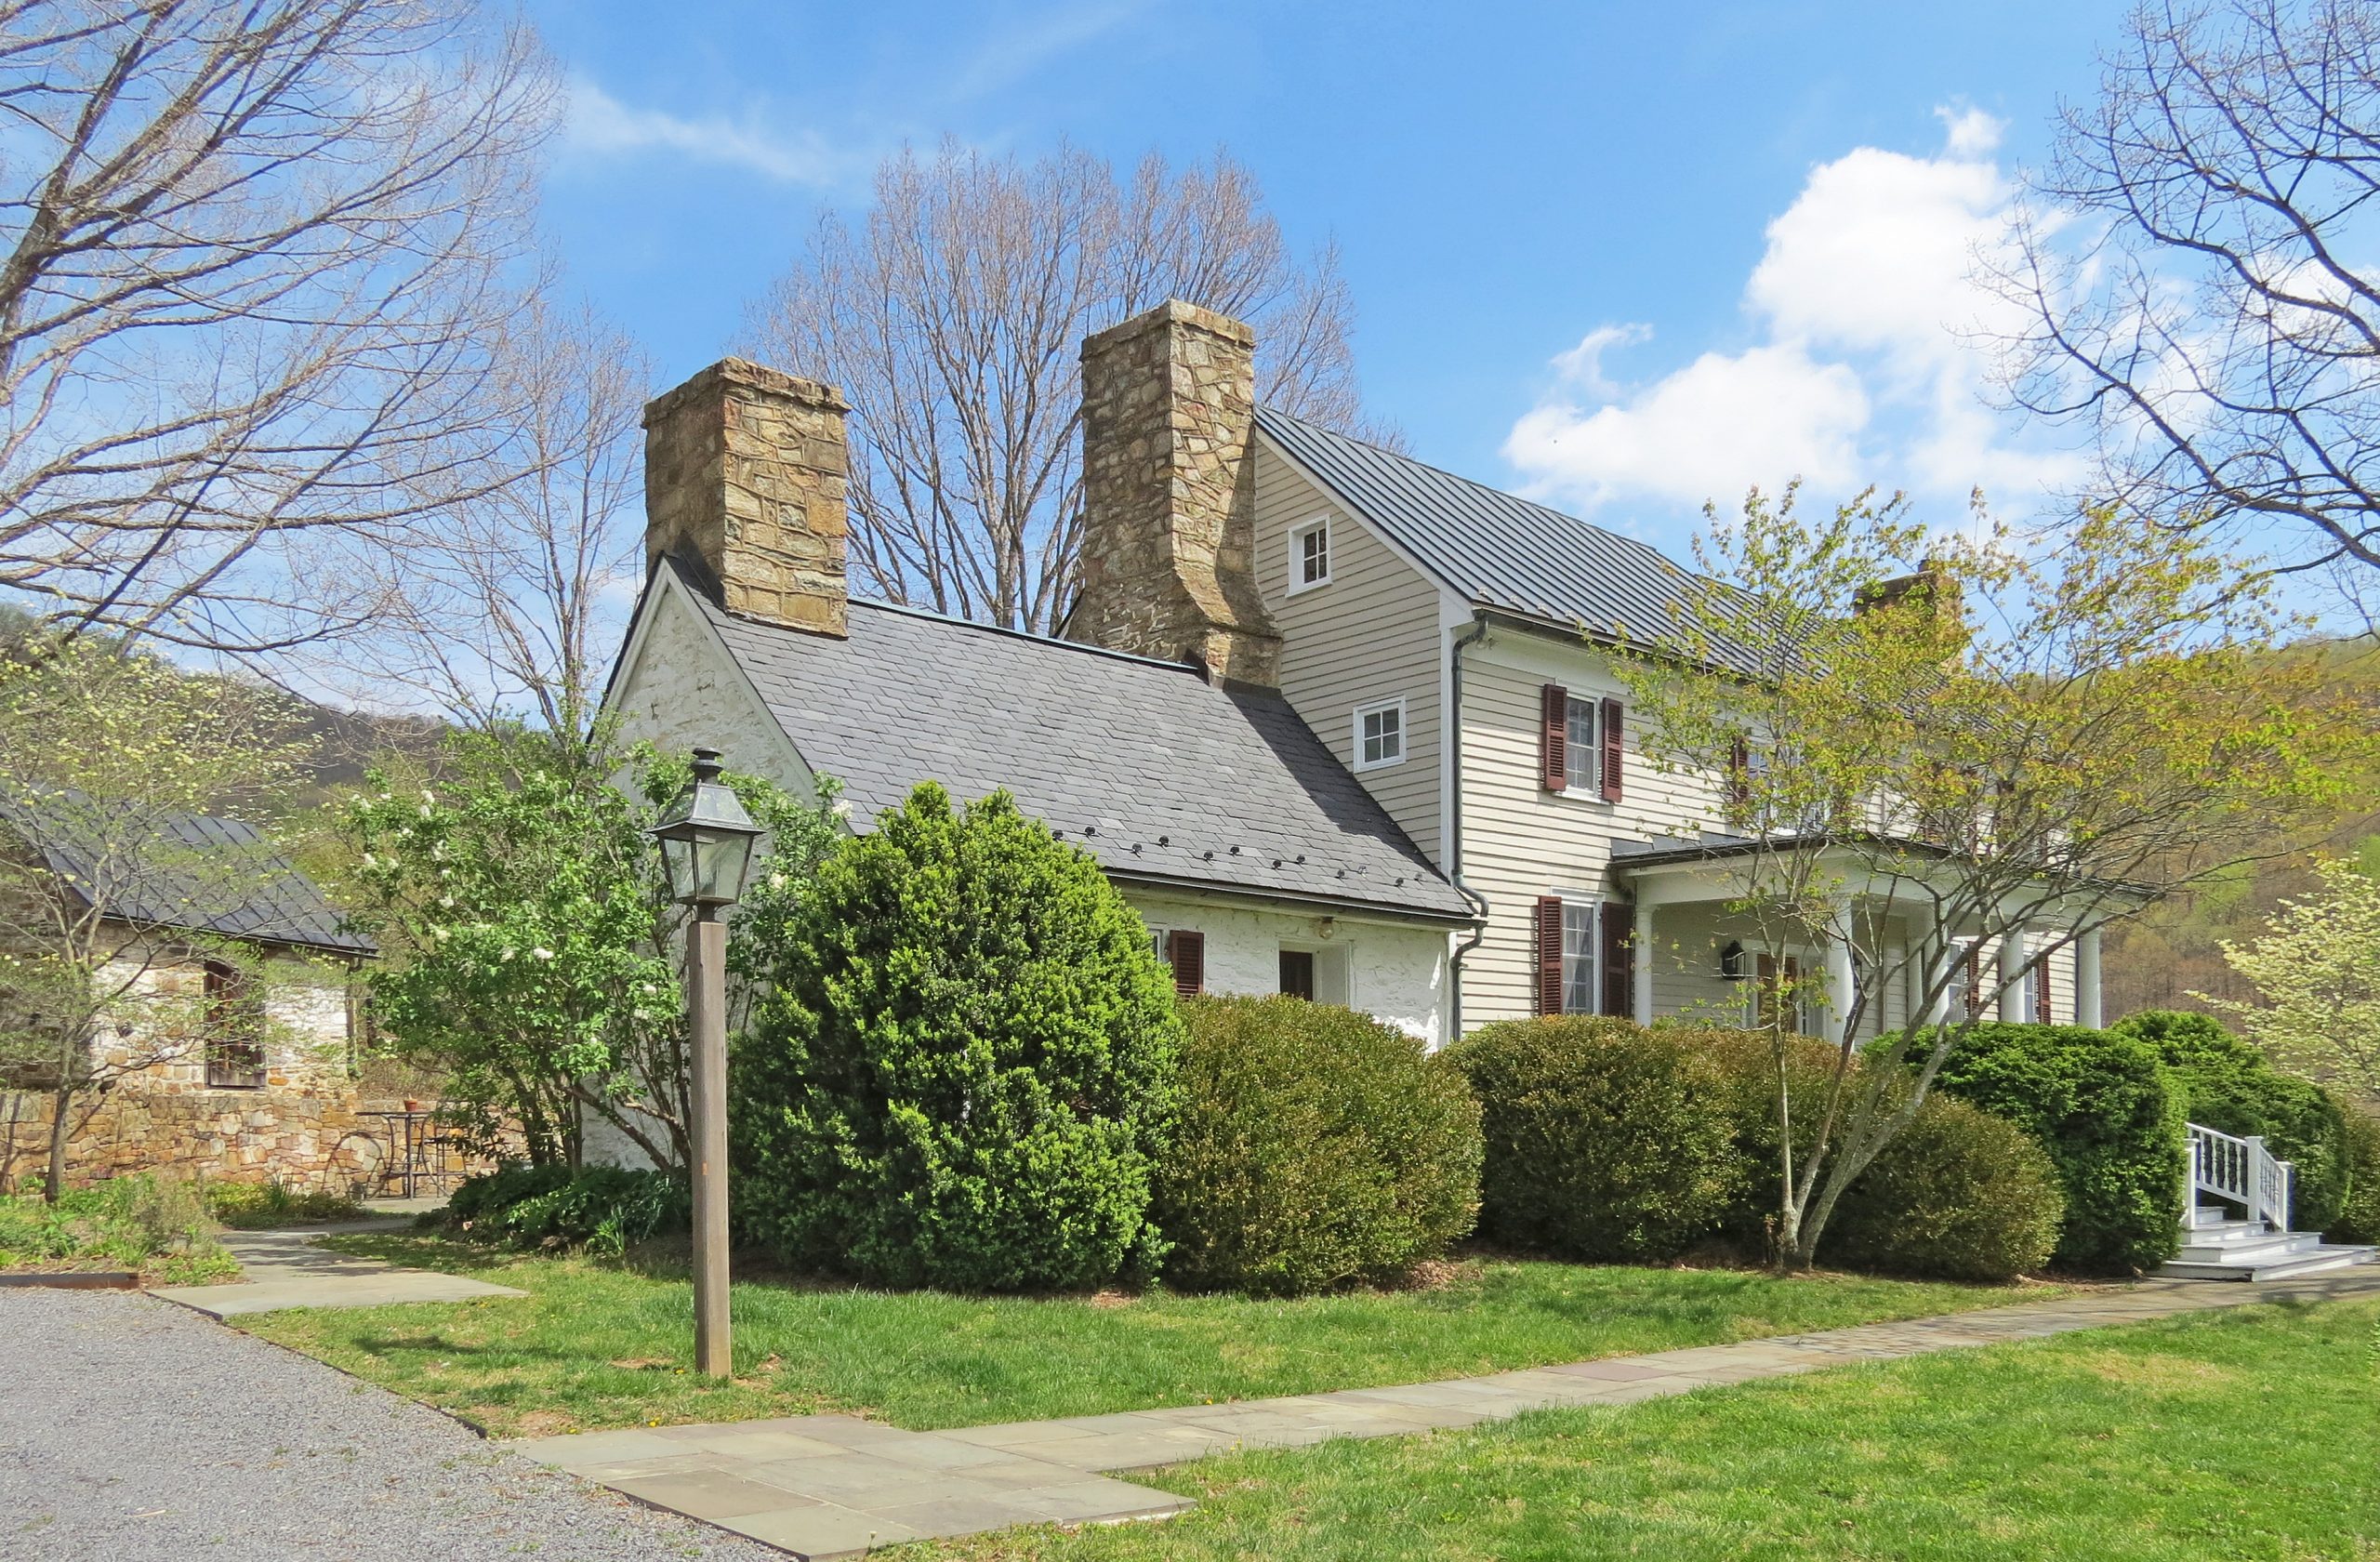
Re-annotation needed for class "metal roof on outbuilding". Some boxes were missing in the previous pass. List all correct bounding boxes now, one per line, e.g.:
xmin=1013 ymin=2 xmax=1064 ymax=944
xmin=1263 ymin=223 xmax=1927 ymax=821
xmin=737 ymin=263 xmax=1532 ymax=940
xmin=679 ymin=566 xmax=1473 ymax=923
xmin=0 ymin=788 xmax=373 ymax=957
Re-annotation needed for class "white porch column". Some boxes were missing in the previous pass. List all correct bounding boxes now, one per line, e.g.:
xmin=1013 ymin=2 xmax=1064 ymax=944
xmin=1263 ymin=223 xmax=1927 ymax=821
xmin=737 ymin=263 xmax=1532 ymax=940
xmin=1998 ymin=926 xmax=2030 ymax=1023
xmin=1824 ymin=934 xmax=1857 ymax=1045
xmin=1923 ymin=936 xmax=1952 ymax=1026
xmin=2074 ymin=927 xmax=2103 ymax=1028
xmin=1632 ymin=904 xmax=1655 ymax=1026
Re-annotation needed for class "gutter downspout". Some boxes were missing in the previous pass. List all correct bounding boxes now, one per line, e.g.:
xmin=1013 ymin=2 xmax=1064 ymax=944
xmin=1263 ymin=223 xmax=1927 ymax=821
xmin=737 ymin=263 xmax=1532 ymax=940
xmin=1448 ymin=613 xmax=1491 ymax=1040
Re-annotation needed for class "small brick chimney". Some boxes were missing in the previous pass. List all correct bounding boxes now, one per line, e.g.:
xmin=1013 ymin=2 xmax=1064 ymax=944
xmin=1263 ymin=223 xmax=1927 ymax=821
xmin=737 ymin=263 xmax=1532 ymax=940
xmin=643 ymin=358 xmax=851 ymax=638
xmin=1066 ymin=299 xmax=1280 ymax=686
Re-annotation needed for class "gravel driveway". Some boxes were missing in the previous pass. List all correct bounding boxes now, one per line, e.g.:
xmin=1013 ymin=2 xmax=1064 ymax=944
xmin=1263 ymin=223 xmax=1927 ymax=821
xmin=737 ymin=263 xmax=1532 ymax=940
xmin=0 ymin=1288 xmax=785 ymax=1561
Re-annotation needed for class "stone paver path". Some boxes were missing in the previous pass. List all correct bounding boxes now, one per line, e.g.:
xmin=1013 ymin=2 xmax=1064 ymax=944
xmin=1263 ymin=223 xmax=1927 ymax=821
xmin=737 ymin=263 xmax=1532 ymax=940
xmin=510 ymin=1265 xmax=2380 ymax=1559
xmin=151 ymin=1220 xmax=524 ymax=1317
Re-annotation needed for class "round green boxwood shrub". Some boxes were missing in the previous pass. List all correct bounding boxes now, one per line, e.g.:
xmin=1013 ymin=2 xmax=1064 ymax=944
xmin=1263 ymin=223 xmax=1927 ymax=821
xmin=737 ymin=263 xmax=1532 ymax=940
xmin=2112 ymin=1010 xmax=2351 ymax=1232
xmin=732 ymin=785 xmax=1182 ymax=1292
xmin=1927 ymin=1022 xmax=2186 ymax=1273
xmin=1154 ymin=996 xmax=1480 ymax=1295
xmin=1446 ymin=1017 xmax=1748 ymax=1262
xmin=1825 ymin=1094 xmax=2065 ymax=1280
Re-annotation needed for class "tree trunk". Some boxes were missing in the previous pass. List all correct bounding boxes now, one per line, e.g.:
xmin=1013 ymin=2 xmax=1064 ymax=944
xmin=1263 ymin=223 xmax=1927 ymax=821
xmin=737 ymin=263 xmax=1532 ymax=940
xmin=43 ymin=1080 xmax=71 ymax=1202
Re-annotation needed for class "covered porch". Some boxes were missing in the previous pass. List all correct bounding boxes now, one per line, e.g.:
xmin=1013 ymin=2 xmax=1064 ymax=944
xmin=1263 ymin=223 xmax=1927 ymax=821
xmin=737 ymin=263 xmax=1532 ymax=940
xmin=1606 ymin=838 xmax=2105 ymax=1043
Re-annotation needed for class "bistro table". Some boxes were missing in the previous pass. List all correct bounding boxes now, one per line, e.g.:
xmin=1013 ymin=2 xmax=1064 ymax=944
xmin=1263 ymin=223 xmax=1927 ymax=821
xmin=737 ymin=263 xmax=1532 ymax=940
xmin=363 ymin=1108 xmax=455 ymax=1198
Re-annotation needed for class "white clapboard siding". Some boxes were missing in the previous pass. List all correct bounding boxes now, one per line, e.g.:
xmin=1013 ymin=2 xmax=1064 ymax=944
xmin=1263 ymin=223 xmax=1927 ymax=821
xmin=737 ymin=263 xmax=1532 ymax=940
xmin=1253 ymin=443 xmax=1447 ymax=863
xmin=1457 ymin=631 xmax=1732 ymax=1026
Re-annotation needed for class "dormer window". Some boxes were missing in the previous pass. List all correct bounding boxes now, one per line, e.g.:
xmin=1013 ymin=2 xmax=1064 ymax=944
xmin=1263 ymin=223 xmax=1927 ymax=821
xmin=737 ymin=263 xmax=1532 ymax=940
xmin=1355 ymin=697 xmax=1405 ymax=770
xmin=1289 ymin=517 xmax=1331 ymax=593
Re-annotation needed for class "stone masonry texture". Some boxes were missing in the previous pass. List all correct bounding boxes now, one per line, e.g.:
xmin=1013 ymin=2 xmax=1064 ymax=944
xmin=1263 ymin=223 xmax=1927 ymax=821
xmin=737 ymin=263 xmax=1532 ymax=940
xmin=1067 ymin=300 xmax=1282 ymax=687
xmin=645 ymin=358 xmax=853 ymax=638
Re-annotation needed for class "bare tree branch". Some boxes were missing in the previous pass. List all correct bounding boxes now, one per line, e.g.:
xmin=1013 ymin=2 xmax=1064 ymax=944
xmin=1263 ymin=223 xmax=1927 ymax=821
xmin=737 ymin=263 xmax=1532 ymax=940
xmin=0 ymin=0 xmax=558 ymax=654
xmin=744 ymin=139 xmax=1388 ymax=634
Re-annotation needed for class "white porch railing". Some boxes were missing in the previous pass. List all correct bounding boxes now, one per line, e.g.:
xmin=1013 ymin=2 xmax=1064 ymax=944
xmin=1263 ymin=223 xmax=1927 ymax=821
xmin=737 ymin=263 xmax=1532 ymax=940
xmin=2186 ymin=1121 xmax=2294 ymax=1232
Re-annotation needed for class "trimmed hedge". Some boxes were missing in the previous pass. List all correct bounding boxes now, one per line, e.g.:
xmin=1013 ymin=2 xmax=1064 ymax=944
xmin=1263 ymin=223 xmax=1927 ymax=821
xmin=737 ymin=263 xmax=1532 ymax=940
xmin=1154 ymin=996 xmax=1481 ymax=1295
xmin=1926 ymin=1023 xmax=2187 ymax=1273
xmin=1447 ymin=1017 xmax=1744 ymax=1262
xmin=732 ymin=786 xmax=1181 ymax=1292
xmin=444 ymin=1164 xmax=689 ymax=1254
xmin=1825 ymin=1095 xmax=2065 ymax=1280
xmin=1449 ymin=1017 xmax=2060 ymax=1280
xmin=2112 ymin=1010 xmax=2352 ymax=1232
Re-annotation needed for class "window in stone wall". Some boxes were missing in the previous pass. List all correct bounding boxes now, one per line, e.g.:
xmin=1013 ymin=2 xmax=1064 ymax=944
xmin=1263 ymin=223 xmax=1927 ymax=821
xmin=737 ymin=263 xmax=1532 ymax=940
xmin=204 ymin=960 xmax=265 ymax=1090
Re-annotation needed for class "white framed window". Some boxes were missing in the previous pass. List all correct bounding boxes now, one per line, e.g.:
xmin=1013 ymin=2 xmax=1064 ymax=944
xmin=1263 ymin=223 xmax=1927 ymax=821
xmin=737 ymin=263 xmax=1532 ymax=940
xmin=1560 ymin=900 xmax=1597 ymax=1014
xmin=1563 ymin=696 xmax=1598 ymax=791
xmin=1289 ymin=516 xmax=1332 ymax=594
xmin=1354 ymin=697 xmax=1405 ymax=771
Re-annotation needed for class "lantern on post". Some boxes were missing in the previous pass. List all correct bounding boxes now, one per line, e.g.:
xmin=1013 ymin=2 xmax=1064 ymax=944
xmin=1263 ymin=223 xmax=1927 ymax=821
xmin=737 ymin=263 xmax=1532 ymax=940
xmin=649 ymin=747 xmax=762 ymax=1378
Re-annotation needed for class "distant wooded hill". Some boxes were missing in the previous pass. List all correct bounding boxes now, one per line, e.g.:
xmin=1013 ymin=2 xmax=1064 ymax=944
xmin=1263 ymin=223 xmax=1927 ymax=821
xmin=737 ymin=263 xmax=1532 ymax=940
xmin=2104 ymin=636 xmax=2380 ymax=1021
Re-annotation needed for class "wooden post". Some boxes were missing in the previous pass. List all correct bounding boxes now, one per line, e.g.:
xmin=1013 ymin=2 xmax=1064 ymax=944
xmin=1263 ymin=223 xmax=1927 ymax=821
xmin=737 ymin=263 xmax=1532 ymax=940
xmin=688 ymin=903 xmax=732 ymax=1379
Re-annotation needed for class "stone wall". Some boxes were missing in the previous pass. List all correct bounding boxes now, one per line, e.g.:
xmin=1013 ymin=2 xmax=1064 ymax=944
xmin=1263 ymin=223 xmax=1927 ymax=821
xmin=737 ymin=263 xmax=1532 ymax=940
xmin=0 ymin=947 xmax=402 ymax=1195
xmin=1067 ymin=300 xmax=1281 ymax=686
xmin=643 ymin=358 xmax=853 ymax=637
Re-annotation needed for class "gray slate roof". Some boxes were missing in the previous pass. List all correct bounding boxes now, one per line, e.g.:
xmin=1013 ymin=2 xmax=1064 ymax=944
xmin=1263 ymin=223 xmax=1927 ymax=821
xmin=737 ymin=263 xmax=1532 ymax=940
xmin=681 ymin=571 xmax=1471 ymax=922
xmin=0 ymin=788 xmax=372 ymax=956
xmin=1257 ymin=405 xmax=1760 ymax=675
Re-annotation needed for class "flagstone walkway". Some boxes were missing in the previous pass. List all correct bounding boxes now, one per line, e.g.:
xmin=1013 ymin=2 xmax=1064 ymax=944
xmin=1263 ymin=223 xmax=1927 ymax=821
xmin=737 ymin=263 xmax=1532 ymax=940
xmin=151 ymin=1219 xmax=524 ymax=1317
xmin=509 ymin=1264 xmax=2380 ymax=1560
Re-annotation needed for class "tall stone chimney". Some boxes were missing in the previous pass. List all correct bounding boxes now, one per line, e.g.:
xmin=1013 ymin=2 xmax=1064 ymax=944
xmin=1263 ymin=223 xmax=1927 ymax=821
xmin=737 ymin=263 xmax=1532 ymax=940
xmin=643 ymin=358 xmax=852 ymax=638
xmin=1067 ymin=300 xmax=1280 ymax=685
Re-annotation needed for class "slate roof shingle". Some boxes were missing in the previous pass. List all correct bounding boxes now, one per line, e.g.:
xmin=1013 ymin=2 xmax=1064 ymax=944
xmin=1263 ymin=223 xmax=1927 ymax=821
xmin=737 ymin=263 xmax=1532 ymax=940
xmin=0 ymin=788 xmax=372 ymax=956
xmin=682 ymin=569 xmax=1472 ymax=922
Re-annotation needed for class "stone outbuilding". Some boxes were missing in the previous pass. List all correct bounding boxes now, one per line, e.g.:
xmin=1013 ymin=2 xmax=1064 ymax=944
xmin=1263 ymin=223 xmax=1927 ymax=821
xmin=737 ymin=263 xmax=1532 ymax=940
xmin=0 ymin=800 xmax=381 ymax=1193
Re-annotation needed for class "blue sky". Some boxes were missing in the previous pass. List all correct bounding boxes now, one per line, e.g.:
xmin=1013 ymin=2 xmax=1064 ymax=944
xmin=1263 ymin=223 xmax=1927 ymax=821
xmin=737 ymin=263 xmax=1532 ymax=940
xmin=530 ymin=0 xmax=2135 ymax=554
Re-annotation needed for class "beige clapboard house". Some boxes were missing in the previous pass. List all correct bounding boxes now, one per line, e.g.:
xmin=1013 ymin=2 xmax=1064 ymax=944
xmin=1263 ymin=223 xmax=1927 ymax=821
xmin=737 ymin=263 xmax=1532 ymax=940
xmin=604 ymin=299 xmax=2100 ymax=1047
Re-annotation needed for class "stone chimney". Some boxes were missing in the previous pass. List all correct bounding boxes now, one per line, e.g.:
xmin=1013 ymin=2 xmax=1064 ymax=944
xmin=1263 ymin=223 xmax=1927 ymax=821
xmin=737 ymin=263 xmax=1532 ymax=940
xmin=1066 ymin=299 xmax=1280 ymax=685
xmin=643 ymin=358 xmax=852 ymax=638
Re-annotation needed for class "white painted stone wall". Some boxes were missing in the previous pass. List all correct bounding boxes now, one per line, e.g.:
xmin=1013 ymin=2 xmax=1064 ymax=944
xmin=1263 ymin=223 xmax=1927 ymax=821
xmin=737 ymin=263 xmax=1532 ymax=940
xmin=1125 ymin=891 xmax=1451 ymax=1048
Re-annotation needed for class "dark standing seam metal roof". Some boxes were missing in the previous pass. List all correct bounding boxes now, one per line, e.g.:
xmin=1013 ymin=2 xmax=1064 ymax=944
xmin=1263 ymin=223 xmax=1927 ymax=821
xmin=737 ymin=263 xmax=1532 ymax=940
xmin=680 ymin=569 xmax=1473 ymax=922
xmin=1256 ymin=405 xmax=1764 ymax=675
xmin=0 ymin=788 xmax=373 ymax=956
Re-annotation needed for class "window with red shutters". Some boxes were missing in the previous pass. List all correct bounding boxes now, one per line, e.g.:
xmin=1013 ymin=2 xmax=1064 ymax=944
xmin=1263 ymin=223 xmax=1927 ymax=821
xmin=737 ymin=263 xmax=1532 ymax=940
xmin=1166 ymin=930 xmax=1205 ymax=998
xmin=1727 ymin=735 xmax=1752 ymax=814
xmin=1540 ymin=684 xmax=1567 ymax=791
xmin=1599 ymin=698 xmax=1623 ymax=801
xmin=1532 ymin=895 xmax=1564 ymax=1016
xmin=2034 ymin=946 xmax=2054 ymax=1024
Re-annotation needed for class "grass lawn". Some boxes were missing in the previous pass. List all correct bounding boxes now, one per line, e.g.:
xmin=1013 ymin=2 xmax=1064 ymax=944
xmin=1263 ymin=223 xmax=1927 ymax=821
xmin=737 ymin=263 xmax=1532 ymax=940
xmin=925 ymin=1297 xmax=2380 ymax=1562
xmin=236 ymin=1233 xmax=2070 ymax=1437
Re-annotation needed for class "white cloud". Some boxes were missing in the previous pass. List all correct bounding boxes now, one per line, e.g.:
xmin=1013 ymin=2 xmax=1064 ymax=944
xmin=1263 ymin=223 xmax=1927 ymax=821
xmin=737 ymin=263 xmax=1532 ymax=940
xmin=561 ymin=77 xmax=860 ymax=186
xmin=1507 ymin=341 xmax=1869 ymax=510
xmin=1507 ymin=109 xmax=2084 ymax=522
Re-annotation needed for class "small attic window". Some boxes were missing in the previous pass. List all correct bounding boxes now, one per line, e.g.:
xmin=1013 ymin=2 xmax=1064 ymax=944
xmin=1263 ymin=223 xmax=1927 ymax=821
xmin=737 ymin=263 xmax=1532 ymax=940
xmin=1289 ymin=517 xmax=1331 ymax=594
xmin=1355 ymin=698 xmax=1405 ymax=771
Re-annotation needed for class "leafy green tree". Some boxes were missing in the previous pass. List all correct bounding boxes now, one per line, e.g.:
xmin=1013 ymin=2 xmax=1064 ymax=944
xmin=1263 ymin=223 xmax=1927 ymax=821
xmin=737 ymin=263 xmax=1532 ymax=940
xmin=734 ymin=784 xmax=1182 ymax=1291
xmin=345 ymin=726 xmax=837 ymax=1168
xmin=0 ymin=634 xmax=313 ymax=1198
xmin=1613 ymin=486 xmax=2364 ymax=1267
xmin=2203 ymin=858 xmax=2380 ymax=1109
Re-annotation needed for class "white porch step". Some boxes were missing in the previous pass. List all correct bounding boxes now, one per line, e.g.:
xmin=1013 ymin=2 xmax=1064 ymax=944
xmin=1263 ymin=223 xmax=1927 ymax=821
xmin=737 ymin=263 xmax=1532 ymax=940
xmin=2159 ymin=1238 xmax=2377 ymax=1281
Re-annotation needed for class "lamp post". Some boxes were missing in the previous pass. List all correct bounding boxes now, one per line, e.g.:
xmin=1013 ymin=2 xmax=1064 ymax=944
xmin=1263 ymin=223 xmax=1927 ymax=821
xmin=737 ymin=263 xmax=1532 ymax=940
xmin=650 ymin=747 xmax=762 ymax=1379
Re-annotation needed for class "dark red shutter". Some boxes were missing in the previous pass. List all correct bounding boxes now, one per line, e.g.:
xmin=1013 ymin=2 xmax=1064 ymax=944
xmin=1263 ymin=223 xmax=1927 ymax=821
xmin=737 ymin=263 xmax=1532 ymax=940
xmin=1167 ymin=930 xmax=1205 ymax=997
xmin=1727 ymin=736 xmax=1751 ymax=813
xmin=1963 ymin=945 xmax=1984 ymax=1017
xmin=1599 ymin=698 xmax=1624 ymax=801
xmin=1533 ymin=895 xmax=1564 ymax=1015
xmin=1600 ymin=901 xmax=1633 ymax=1018
xmin=2034 ymin=948 xmax=2053 ymax=1024
xmin=1540 ymin=684 xmax=1568 ymax=791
